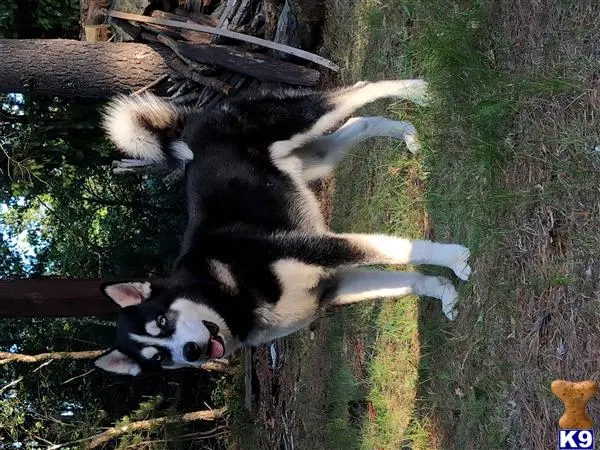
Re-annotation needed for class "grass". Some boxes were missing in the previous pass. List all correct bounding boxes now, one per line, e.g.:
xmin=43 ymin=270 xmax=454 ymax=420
xmin=315 ymin=0 xmax=600 ymax=449
xmin=230 ymin=0 xmax=600 ymax=448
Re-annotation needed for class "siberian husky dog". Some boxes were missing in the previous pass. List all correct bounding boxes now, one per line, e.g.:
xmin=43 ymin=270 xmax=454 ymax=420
xmin=95 ymin=80 xmax=472 ymax=375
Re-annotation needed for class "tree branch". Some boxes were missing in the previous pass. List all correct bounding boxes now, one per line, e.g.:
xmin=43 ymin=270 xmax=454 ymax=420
xmin=0 ymin=350 xmax=105 ymax=365
xmin=0 ymin=350 xmax=236 ymax=374
xmin=85 ymin=407 xmax=228 ymax=449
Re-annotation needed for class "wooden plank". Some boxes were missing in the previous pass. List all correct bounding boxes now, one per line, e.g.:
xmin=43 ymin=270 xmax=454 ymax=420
xmin=107 ymin=10 xmax=339 ymax=71
xmin=178 ymin=42 xmax=319 ymax=86
xmin=0 ymin=279 xmax=150 ymax=317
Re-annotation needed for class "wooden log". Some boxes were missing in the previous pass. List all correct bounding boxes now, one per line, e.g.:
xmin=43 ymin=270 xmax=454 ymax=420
xmin=230 ymin=0 xmax=255 ymax=31
xmin=0 ymin=39 xmax=173 ymax=98
xmin=215 ymin=0 xmax=239 ymax=28
xmin=212 ymin=0 xmax=254 ymax=44
xmin=85 ymin=6 xmax=110 ymax=25
xmin=0 ymin=279 xmax=140 ymax=317
xmin=263 ymin=0 xmax=283 ymax=40
xmin=273 ymin=0 xmax=322 ymax=58
xmin=109 ymin=17 xmax=142 ymax=41
xmin=178 ymin=42 xmax=320 ymax=85
xmin=157 ymin=33 xmax=216 ymax=77
xmin=107 ymin=10 xmax=340 ymax=71
xmin=168 ymin=57 xmax=230 ymax=93
xmin=85 ymin=24 xmax=112 ymax=42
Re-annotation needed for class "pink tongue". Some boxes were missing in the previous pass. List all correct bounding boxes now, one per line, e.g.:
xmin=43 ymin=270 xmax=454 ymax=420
xmin=209 ymin=338 xmax=225 ymax=359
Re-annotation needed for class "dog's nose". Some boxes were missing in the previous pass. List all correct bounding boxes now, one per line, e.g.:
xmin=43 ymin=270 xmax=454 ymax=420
xmin=183 ymin=342 xmax=203 ymax=362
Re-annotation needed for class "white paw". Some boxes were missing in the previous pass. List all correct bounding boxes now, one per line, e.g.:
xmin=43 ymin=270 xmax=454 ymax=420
xmin=403 ymin=125 xmax=421 ymax=154
xmin=398 ymin=79 xmax=430 ymax=107
xmin=352 ymin=81 xmax=369 ymax=88
xmin=429 ymin=276 xmax=458 ymax=320
xmin=447 ymin=245 xmax=472 ymax=281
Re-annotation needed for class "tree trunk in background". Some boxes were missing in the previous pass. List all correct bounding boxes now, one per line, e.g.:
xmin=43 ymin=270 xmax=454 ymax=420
xmin=0 ymin=39 xmax=172 ymax=98
xmin=0 ymin=279 xmax=149 ymax=317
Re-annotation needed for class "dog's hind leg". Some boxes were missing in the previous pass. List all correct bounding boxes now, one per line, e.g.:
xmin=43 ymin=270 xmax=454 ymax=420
xmin=297 ymin=116 xmax=421 ymax=181
xmin=335 ymin=233 xmax=472 ymax=281
xmin=323 ymin=268 xmax=458 ymax=320
xmin=269 ymin=79 xmax=428 ymax=159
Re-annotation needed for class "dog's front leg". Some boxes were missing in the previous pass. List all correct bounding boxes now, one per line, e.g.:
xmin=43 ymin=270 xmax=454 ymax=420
xmin=322 ymin=268 xmax=458 ymax=320
xmin=196 ymin=231 xmax=472 ymax=282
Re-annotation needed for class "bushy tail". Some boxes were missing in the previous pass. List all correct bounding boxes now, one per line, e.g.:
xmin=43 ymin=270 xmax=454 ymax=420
xmin=102 ymin=93 xmax=193 ymax=164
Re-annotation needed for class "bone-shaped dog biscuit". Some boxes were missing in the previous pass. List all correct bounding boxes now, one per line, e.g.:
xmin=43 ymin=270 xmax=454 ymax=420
xmin=551 ymin=380 xmax=597 ymax=429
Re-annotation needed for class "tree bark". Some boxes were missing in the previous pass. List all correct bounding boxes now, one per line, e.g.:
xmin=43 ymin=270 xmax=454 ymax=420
xmin=86 ymin=407 xmax=228 ymax=448
xmin=0 ymin=278 xmax=144 ymax=317
xmin=0 ymin=39 xmax=172 ymax=98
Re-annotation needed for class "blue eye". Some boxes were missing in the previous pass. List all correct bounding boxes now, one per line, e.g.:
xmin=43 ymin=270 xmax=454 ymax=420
xmin=156 ymin=315 xmax=168 ymax=328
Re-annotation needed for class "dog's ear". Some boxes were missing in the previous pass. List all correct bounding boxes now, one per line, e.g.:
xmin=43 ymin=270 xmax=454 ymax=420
xmin=94 ymin=349 xmax=141 ymax=376
xmin=101 ymin=281 xmax=153 ymax=308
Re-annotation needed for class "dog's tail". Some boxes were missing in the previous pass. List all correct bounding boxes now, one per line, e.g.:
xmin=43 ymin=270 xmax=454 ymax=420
xmin=102 ymin=93 xmax=193 ymax=165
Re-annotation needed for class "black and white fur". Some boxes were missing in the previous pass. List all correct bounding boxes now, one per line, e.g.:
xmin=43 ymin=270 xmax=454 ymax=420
xmin=95 ymin=80 xmax=472 ymax=376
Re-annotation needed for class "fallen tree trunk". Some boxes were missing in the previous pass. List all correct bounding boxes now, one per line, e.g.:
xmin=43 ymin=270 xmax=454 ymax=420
xmin=178 ymin=42 xmax=320 ymax=85
xmin=0 ymin=39 xmax=172 ymax=98
xmin=86 ymin=407 xmax=228 ymax=448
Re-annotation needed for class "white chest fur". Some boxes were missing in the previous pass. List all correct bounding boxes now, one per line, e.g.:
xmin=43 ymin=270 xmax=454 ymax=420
xmin=245 ymin=259 xmax=326 ymax=345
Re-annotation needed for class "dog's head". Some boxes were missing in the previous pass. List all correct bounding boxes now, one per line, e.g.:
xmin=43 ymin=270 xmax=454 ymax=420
xmin=95 ymin=281 xmax=232 ymax=375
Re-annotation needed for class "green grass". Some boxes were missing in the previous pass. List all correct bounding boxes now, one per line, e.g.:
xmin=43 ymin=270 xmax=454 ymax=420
xmin=321 ymin=0 xmax=600 ymax=448
xmin=322 ymin=0 xmax=515 ymax=446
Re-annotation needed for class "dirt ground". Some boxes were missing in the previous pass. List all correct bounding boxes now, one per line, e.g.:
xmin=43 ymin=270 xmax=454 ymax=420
xmin=251 ymin=179 xmax=337 ymax=449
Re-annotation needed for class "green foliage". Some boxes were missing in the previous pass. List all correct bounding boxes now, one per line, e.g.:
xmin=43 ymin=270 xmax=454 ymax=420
xmin=0 ymin=95 xmax=226 ymax=448
xmin=0 ymin=0 xmax=80 ymax=39
xmin=1 ymin=95 xmax=186 ymax=279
